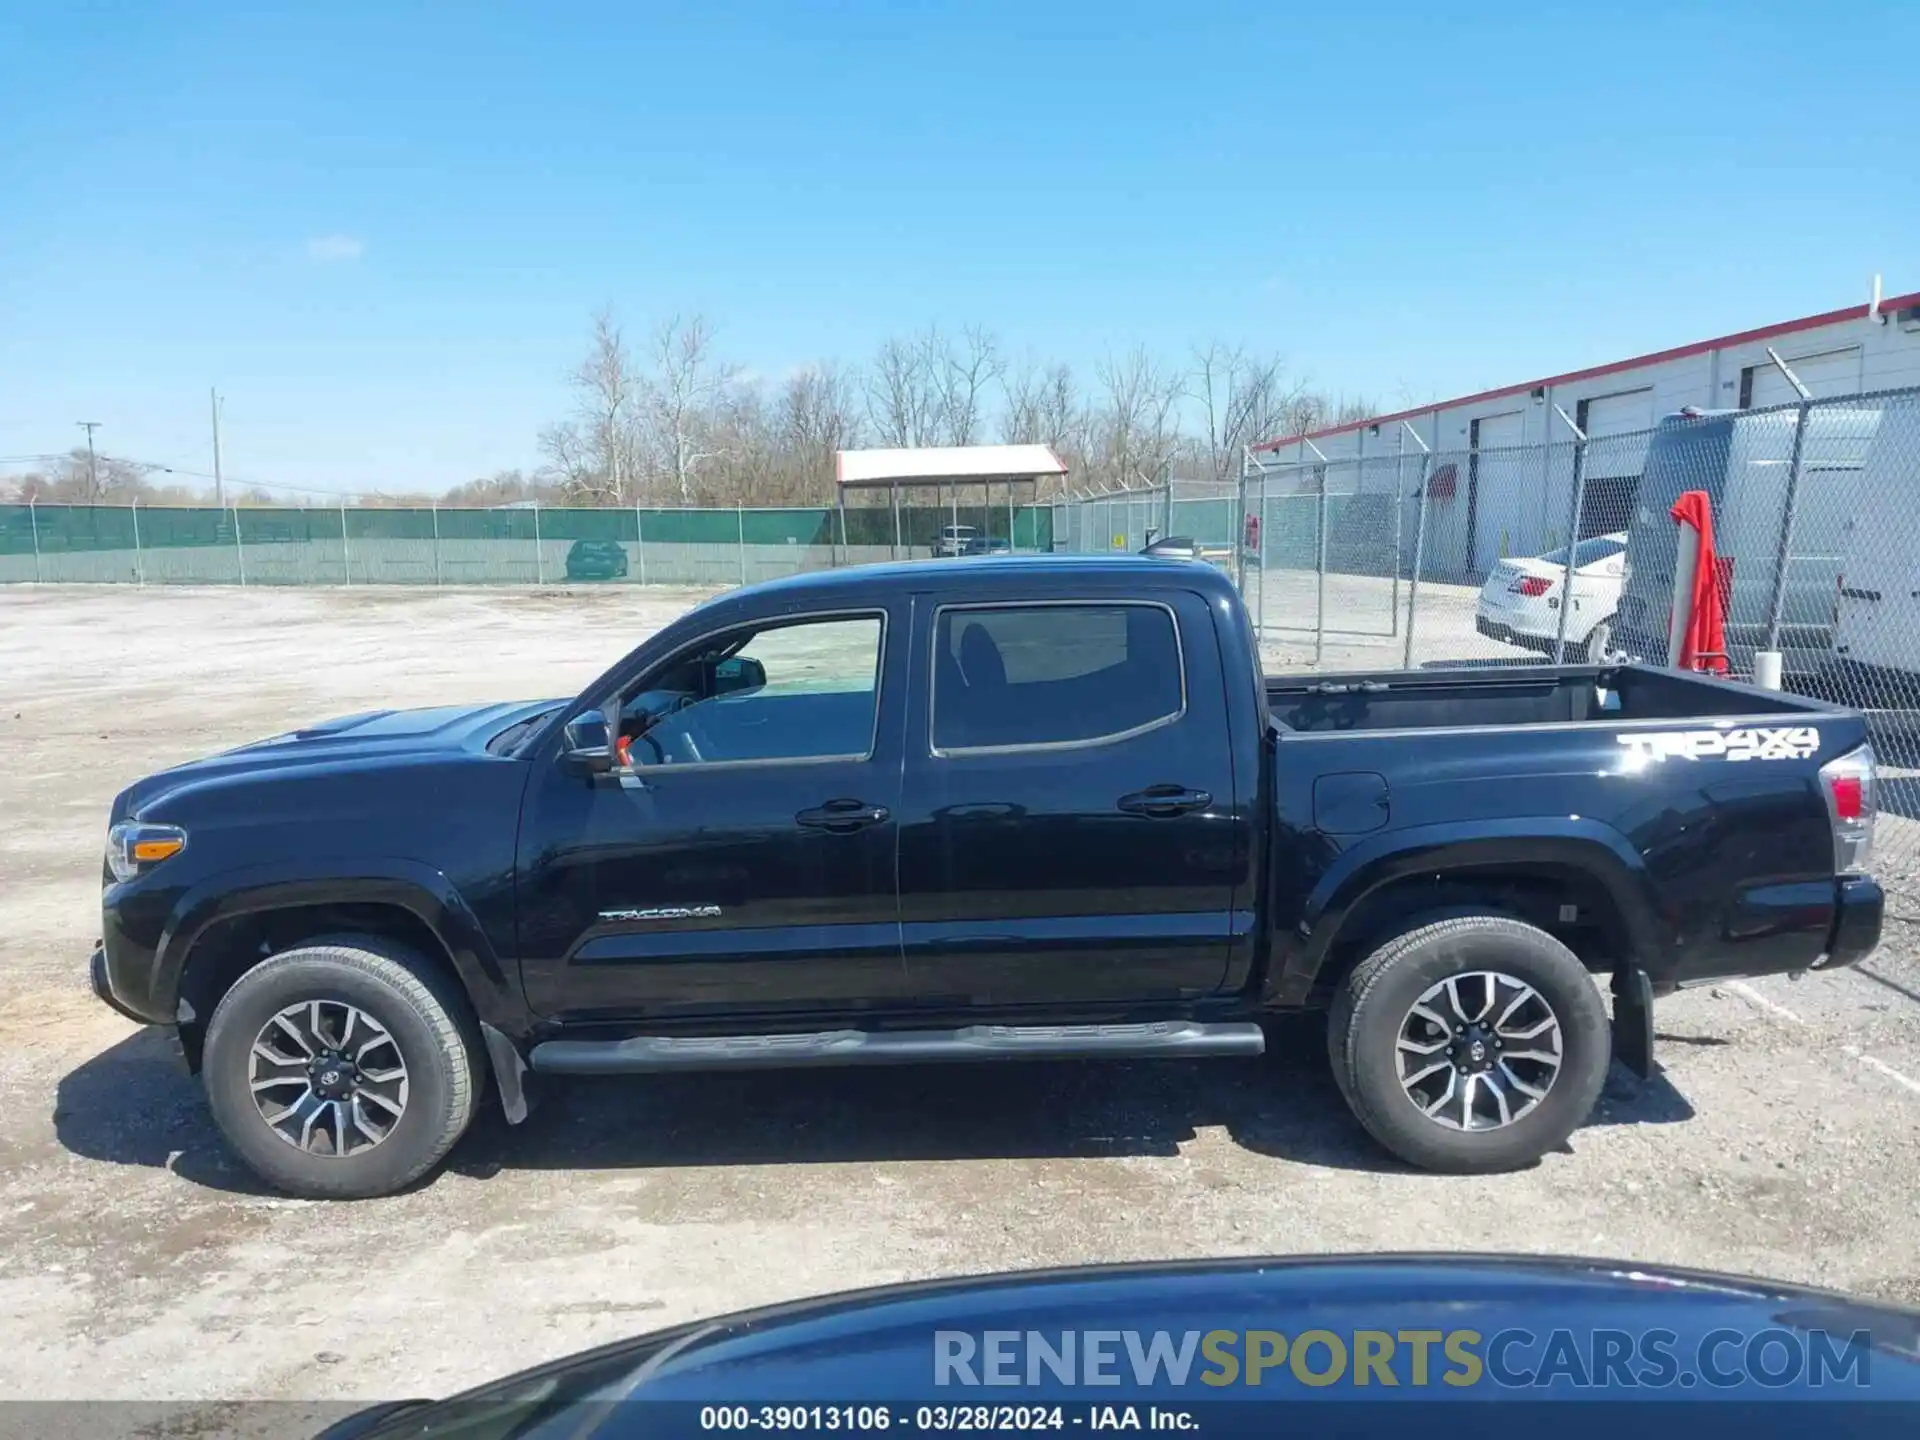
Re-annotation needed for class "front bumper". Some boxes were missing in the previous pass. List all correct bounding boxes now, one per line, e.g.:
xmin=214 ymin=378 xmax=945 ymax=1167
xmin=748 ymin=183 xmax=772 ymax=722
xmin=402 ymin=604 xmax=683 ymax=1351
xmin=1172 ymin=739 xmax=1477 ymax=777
xmin=1823 ymin=875 xmax=1884 ymax=970
xmin=90 ymin=943 xmax=155 ymax=1025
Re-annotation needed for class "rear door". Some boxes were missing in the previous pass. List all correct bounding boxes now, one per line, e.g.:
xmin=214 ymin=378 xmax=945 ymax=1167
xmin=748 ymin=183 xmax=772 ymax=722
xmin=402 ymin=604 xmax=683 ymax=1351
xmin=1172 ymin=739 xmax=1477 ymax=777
xmin=895 ymin=588 xmax=1245 ymax=1007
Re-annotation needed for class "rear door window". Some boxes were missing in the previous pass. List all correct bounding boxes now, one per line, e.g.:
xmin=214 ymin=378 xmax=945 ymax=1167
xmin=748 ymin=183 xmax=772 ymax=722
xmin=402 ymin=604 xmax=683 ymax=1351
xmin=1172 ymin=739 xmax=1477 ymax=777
xmin=931 ymin=603 xmax=1185 ymax=753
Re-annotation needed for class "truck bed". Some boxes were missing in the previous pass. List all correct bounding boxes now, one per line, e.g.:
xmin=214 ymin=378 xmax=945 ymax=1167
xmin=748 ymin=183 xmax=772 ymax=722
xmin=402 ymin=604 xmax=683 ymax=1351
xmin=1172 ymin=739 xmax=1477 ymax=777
xmin=1265 ymin=662 xmax=1827 ymax=733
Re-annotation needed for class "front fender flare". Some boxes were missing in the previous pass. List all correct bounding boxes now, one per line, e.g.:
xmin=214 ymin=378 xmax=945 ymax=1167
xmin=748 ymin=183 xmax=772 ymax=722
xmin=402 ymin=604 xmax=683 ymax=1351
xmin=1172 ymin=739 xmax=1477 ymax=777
xmin=155 ymin=856 xmax=527 ymax=1031
xmin=1269 ymin=818 xmax=1666 ymax=1004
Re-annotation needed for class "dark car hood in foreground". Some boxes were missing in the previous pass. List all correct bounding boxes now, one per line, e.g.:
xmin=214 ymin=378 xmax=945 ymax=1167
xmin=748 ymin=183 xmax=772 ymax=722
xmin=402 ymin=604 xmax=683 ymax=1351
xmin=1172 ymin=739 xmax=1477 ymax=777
xmin=326 ymin=1255 xmax=1920 ymax=1439
xmin=115 ymin=699 xmax=563 ymax=818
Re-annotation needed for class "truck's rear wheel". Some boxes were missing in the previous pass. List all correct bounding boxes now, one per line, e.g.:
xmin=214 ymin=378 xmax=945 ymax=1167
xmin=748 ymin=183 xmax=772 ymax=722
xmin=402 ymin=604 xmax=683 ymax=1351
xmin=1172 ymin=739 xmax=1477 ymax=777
xmin=1328 ymin=916 xmax=1609 ymax=1173
xmin=201 ymin=939 xmax=482 ymax=1199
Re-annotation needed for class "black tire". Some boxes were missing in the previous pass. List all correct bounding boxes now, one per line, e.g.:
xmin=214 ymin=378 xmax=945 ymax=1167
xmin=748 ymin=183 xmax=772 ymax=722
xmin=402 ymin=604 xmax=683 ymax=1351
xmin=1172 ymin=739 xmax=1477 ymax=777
xmin=1327 ymin=915 xmax=1609 ymax=1173
xmin=1576 ymin=615 xmax=1616 ymax=663
xmin=201 ymin=938 xmax=483 ymax=1199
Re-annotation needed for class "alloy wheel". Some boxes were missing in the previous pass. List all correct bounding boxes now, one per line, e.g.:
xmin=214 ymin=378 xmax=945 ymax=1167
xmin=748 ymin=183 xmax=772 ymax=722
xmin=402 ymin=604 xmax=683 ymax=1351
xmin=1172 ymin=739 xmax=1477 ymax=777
xmin=1396 ymin=971 xmax=1563 ymax=1131
xmin=247 ymin=999 xmax=411 ymax=1157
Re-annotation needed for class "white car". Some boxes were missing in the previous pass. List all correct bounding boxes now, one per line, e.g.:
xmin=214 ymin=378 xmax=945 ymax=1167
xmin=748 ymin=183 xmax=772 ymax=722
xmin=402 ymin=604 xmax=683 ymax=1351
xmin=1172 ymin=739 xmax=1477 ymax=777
xmin=931 ymin=524 xmax=977 ymax=559
xmin=1474 ymin=532 xmax=1627 ymax=661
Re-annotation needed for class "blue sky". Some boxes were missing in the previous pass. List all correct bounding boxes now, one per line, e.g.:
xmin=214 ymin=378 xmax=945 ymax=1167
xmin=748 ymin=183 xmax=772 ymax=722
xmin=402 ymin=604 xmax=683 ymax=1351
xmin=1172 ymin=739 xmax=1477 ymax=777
xmin=1 ymin=1 xmax=1913 ymax=495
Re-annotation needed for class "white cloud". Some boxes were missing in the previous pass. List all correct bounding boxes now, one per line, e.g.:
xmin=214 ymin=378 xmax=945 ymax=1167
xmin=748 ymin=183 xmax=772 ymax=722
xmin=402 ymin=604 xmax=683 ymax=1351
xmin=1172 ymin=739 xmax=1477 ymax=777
xmin=305 ymin=234 xmax=365 ymax=263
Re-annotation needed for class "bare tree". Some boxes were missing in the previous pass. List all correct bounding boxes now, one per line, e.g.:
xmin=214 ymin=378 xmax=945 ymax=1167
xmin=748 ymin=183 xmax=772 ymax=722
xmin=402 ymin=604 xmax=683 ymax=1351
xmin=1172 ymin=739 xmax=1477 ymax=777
xmin=1089 ymin=349 xmax=1183 ymax=490
xmin=443 ymin=469 xmax=551 ymax=507
xmin=1334 ymin=394 xmax=1379 ymax=425
xmin=20 ymin=447 xmax=156 ymax=502
xmin=928 ymin=325 xmax=1004 ymax=445
xmin=643 ymin=313 xmax=738 ymax=503
xmin=1001 ymin=360 xmax=1084 ymax=496
xmin=1277 ymin=391 xmax=1331 ymax=440
xmin=536 ymin=421 xmax=597 ymax=500
xmin=781 ymin=362 xmax=864 ymax=464
xmin=539 ymin=307 xmax=643 ymax=503
xmin=702 ymin=385 xmax=781 ymax=505
xmin=517 ymin=306 xmax=1361 ymax=511
xmin=864 ymin=336 xmax=942 ymax=447
xmin=1188 ymin=343 xmax=1310 ymax=486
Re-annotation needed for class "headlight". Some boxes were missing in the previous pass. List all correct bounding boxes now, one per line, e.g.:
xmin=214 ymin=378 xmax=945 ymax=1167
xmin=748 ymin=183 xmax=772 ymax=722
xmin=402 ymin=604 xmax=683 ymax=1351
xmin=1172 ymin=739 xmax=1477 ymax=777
xmin=106 ymin=822 xmax=188 ymax=884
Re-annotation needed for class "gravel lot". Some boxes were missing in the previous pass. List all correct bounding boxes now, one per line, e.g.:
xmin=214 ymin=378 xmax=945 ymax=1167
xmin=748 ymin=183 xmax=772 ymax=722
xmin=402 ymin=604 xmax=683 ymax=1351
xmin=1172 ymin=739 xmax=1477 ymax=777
xmin=1 ymin=583 xmax=1916 ymax=1408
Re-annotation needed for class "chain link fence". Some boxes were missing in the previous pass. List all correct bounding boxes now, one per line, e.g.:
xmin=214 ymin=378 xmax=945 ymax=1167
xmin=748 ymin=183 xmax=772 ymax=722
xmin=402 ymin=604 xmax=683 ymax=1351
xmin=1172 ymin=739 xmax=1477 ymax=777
xmin=1050 ymin=389 xmax=1920 ymax=895
xmin=0 ymin=501 xmax=1056 ymax=587
xmin=12 ymin=402 xmax=1920 ymax=894
xmin=1047 ymin=479 xmax=1242 ymax=563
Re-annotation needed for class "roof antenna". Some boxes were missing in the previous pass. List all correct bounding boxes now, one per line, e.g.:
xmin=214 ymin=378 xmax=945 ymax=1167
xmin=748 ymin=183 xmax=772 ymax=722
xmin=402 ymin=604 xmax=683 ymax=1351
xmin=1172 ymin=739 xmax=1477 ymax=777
xmin=1870 ymin=273 xmax=1884 ymax=323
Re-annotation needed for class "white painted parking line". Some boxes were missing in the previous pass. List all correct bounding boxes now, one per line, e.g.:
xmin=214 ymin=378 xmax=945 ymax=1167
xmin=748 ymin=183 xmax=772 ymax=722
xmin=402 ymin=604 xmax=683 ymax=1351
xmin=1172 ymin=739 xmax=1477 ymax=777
xmin=1726 ymin=981 xmax=1805 ymax=1025
xmin=1849 ymin=1047 xmax=1920 ymax=1098
xmin=1725 ymin=981 xmax=1920 ymax=1098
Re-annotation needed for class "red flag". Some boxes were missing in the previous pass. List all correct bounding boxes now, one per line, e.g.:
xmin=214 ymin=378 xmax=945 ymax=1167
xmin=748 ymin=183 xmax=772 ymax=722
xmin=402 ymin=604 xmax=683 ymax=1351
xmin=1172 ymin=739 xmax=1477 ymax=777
xmin=1669 ymin=490 xmax=1728 ymax=674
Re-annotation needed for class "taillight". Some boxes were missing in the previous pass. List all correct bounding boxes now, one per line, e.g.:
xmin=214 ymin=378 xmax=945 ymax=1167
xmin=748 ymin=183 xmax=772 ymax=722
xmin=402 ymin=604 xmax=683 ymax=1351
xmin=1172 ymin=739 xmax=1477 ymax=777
xmin=1820 ymin=743 xmax=1876 ymax=875
xmin=1511 ymin=576 xmax=1553 ymax=596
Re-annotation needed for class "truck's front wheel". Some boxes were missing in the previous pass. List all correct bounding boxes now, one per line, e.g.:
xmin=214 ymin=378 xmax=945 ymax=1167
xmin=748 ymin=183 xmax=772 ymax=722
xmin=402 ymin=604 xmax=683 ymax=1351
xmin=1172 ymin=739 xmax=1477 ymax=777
xmin=1328 ymin=916 xmax=1609 ymax=1173
xmin=201 ymin=939 xmax=483 ymax=1199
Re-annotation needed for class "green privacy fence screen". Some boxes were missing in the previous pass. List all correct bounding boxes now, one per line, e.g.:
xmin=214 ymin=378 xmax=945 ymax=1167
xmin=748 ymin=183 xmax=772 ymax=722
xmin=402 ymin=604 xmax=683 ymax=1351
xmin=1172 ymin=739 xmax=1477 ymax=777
xmin=0 ymin=503 xmax=1056 ymax=585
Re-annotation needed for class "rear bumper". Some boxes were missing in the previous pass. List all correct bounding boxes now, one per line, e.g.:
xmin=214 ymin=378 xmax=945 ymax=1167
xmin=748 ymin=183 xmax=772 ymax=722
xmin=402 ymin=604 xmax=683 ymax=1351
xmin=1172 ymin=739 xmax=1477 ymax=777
xmin=1476 ymin=612 xmax=1555 ymax=652
xmin=1823 ymin=876 xmax=1884 ymax=970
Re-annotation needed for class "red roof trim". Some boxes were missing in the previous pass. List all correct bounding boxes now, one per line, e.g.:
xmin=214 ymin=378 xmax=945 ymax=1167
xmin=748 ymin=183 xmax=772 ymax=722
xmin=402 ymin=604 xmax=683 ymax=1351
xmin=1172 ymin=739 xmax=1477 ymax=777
xmin=1251 ymin=290 xmax=1920 ymax=452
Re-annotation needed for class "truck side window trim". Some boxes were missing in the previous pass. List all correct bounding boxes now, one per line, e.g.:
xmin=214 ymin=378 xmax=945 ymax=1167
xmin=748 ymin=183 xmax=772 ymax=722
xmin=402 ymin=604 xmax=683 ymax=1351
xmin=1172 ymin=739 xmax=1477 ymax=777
xmin=927 ymin=598 xmax=1188 ymax=758
xmin=607 ymin=607 xmax=890 ymax=772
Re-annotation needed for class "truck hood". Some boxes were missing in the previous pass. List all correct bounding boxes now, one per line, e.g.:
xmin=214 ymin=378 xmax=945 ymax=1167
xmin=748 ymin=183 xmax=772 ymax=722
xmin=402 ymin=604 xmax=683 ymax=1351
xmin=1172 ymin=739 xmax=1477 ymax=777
xmin=115 ymin=699 xmax=564 ymax=818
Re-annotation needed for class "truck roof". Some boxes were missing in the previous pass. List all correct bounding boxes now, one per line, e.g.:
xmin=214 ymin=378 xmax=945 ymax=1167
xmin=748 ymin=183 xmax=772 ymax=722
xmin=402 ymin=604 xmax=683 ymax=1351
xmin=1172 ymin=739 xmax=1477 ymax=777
xmin=693 ymin=553 xmax=1230 ymax=614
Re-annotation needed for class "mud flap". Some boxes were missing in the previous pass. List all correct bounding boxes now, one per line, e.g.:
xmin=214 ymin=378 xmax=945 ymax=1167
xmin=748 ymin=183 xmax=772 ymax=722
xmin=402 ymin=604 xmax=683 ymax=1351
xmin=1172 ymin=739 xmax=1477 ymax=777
xmin=1611 ymin=967 xmax=1655 ymax=1080
xmin=481 ymin=1023 xmax=539 ymax=1124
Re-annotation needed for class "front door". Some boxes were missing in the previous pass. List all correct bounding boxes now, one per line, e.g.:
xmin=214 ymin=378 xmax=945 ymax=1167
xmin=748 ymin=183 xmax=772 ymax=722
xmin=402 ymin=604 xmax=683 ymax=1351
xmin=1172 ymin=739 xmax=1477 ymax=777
xmin=516 ymin=607 xmax=910 ymax=1022
xmin=895 ymin=592 xmax=1242 ymax=1009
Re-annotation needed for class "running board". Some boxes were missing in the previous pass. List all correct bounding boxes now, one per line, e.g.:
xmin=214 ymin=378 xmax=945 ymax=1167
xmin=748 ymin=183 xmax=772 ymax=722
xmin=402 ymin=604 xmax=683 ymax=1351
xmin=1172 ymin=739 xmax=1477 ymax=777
xmin=529 ymin=1020 xmax=1266 ymax=1075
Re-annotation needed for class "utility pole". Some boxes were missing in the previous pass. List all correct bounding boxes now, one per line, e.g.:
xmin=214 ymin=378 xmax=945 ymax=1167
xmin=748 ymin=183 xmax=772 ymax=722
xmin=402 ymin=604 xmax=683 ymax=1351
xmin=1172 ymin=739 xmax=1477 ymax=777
xmin=77 ymin=421 xmax=102 ymax=495
xmin=210 ymin=389 xmax=225 ymax=506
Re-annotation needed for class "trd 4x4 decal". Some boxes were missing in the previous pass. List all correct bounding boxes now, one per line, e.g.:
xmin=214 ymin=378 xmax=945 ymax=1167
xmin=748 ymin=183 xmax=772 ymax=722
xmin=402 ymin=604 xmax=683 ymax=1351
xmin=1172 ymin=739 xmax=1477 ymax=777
xmin=1616 ymin=725 xmax=1820 ymax=764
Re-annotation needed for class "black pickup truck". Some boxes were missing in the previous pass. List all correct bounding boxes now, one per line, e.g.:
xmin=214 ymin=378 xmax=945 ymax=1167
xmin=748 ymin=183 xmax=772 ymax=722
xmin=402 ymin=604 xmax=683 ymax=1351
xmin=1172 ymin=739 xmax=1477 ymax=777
xmin=91 ymin=556 xmax=1885 ymax=1199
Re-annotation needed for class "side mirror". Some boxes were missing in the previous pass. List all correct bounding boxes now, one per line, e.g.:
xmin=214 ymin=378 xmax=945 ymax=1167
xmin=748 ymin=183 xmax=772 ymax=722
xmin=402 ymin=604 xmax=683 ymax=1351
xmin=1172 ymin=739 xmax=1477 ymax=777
xmin=713 ymin=656 xmax=766 ymax=696
xmin=560 ymin=712 xmax=615 ymax=775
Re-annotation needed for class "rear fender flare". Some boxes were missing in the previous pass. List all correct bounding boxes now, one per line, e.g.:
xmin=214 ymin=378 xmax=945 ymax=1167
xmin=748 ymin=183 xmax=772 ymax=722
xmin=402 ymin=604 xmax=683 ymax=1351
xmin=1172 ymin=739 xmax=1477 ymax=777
xmin=1270 ymin=818 xmax=1665 ymax=1004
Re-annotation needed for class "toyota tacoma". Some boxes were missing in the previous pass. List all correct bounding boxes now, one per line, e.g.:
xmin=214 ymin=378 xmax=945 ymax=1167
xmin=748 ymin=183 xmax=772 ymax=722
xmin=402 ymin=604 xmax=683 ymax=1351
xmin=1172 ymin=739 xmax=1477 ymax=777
xmin=91 ymin=555 xmax=1884 ymax=1197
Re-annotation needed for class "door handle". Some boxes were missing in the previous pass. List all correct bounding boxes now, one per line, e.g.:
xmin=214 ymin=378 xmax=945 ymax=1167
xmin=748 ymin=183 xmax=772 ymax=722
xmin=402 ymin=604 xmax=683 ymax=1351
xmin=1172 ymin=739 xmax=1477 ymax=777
xmin=796 ymin=798 xmax=891 ymax=833
xmin=1118 ymin=785 xmax=1213 ymax=818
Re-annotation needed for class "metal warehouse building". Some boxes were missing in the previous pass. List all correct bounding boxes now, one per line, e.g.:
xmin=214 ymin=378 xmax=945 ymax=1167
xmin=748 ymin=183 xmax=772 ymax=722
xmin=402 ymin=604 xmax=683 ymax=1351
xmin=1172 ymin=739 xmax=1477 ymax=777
xmin=1249 ymin=283 xmax=1920 ymax=576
